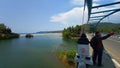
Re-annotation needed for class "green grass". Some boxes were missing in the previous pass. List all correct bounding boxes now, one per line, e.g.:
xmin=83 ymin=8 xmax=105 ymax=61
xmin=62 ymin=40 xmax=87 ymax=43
xmin=56 ymin=50 xmax=77 ymax=67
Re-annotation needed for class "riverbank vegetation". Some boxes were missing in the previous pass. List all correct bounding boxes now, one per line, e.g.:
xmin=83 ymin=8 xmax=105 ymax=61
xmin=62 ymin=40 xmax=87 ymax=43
xmin=62 ymin=25 xmax=81 ymax=39
xmin=0 ymin=23 xmax=19 ymax=40
xmin=56 ymin=50 xmax=77 ymax=68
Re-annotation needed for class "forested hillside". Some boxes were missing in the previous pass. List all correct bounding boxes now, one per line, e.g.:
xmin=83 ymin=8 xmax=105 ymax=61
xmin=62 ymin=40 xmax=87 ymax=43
xmin=87 ymin=22 xmax=120 ymax=33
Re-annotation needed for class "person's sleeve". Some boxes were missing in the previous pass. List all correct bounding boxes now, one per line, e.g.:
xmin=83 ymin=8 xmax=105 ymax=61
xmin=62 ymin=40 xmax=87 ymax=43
xmin=101 ymin=32 xmax=114 ymax=40
xmin=90 ymin=38 xmax=96 ymax=49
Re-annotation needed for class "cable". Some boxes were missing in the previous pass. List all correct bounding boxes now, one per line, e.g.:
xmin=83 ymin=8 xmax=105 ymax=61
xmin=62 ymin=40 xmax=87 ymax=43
xmin=81 ymin=0 xmax=86 ymax=34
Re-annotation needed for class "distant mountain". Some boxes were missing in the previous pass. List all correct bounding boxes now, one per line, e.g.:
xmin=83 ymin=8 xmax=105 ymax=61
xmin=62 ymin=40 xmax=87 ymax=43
xmin=36 ymin=30 xmax=62 ymax=33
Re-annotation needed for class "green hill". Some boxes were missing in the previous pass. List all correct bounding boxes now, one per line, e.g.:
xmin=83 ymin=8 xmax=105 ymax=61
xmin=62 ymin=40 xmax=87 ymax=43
xmin=86 ymin=22 xmax=120 ymax=33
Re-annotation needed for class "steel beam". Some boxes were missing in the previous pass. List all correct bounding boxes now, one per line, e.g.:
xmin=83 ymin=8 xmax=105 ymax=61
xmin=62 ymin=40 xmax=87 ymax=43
xmin=91 ymin=8 xmax=120 ymax=14
xmin=92 ymin=2 xmax=120 ymax=8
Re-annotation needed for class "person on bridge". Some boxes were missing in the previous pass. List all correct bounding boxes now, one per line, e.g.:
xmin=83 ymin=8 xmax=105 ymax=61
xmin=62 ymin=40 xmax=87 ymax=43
xmin=90 ymin=31 xmax=114 ymax=67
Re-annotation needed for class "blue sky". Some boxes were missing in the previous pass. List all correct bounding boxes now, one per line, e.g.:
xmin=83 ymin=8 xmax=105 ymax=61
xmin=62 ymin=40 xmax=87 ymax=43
xmin=0 ymin=0 xmax=120 ymax=33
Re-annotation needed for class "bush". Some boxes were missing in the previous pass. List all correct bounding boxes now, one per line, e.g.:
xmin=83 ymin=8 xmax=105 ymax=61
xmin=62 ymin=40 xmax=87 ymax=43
xmin=66 ymin=50 xmax=76 ymax=65
xmin=56 ymin=50 xmax=77 ymax=67
xmin=66 ymin=50 xmax=76 ymax=61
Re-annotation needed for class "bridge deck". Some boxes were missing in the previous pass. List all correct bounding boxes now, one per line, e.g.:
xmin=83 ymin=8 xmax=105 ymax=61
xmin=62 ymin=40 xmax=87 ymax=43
xmin=89 ymin=48 xmax=117 ymax=68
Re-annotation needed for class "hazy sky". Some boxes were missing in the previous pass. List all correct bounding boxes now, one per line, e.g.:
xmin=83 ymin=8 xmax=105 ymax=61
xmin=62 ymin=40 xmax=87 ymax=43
xmin=0 ymin=0 xmax=120 ymax=33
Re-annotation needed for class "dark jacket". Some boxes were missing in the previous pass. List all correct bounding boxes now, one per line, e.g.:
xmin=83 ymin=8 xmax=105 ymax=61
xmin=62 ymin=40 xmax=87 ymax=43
xmin=90 ymin=34 xmax=111 ymax=50
xmin=77 ymin=33 xmax=89 ymax=44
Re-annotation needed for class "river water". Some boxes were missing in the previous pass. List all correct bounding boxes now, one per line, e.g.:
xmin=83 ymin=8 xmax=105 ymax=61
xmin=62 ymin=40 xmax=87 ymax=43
xmin=0 ymin=33 xmax=77 ymax=68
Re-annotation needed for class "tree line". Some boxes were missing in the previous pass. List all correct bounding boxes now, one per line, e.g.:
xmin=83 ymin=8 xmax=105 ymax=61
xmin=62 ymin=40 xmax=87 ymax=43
xmin=62 ymin=22 xmax=120 ymax=39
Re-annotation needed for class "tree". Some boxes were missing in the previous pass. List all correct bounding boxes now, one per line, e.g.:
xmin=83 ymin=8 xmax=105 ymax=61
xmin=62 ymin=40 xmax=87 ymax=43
xmin=0 ymin=24 xmax=6 ymax=33
xmin=0 ymin=24 xmax=12 ymax=34
xmin=62 ymin=28 xmax=71 ymax=38
xmin=62 ymin=25 xmax=82 ymax=39
xmin=5 ymin=28 xmax=12 ymax=34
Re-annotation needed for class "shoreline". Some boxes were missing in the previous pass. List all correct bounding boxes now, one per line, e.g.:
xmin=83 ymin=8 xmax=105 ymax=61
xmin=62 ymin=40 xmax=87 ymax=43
xmin=0 ymin=33 xmax=19 ymax=40
xmin=20 ymin=33 xmax=62 ymax=37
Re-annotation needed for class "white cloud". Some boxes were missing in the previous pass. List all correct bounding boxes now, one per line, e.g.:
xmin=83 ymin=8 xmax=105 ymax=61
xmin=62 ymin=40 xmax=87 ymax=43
xmin=108 ymin=12 xmax=120 ymax=23
xmin=92 ymin=3 xmax=100 ymax=6
xmin=50 ymin=0 xmax=120 ymax=27
xmin=113 ymin=0 xmax=120 ymax=8
xmin=50 ymin=7 xmax=88 ymax=27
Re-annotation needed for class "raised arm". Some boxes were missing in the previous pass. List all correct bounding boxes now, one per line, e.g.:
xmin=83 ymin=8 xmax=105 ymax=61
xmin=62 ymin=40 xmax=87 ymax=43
xmin=101 ymin=32 xmax=114 ymax=40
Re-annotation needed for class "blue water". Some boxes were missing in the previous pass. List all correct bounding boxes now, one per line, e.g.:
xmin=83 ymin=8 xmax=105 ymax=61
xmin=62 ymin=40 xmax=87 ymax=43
xmin=0 ymin=33 xmax=77 ymax=68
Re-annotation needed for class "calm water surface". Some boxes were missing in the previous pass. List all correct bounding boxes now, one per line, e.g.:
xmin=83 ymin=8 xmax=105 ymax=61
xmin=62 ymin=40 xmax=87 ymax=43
xmin=0 ymin=33 xmax=77 ymax=68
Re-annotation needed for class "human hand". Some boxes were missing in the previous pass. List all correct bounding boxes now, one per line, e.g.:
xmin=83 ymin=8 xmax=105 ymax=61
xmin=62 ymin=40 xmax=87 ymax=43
xmin=110 ymin=32 xmax=114 ymax=36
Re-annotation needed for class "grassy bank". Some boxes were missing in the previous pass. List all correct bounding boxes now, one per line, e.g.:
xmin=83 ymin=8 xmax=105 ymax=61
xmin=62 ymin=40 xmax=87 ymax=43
xmin=55 ymin=50 xmax=77 ymax=68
